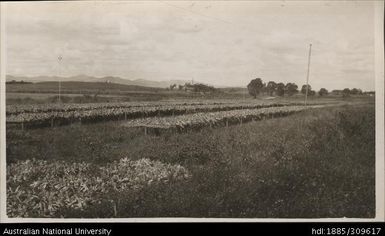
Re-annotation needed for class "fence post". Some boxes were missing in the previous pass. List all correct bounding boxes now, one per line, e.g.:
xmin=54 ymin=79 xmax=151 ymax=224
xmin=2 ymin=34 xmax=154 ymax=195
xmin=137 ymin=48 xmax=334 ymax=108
xmin=144 ymin=127 xmax=147 ymax=135
xmin=21 ymin=122 xmax=24 ymax=131
xmin=51 ymin=118 xmax=54 ymax=128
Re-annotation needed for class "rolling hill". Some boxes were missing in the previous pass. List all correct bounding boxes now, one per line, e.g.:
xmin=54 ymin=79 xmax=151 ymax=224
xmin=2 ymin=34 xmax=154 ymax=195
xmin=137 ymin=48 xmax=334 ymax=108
xmin=6 ymin=75 xmax=191 ymax=88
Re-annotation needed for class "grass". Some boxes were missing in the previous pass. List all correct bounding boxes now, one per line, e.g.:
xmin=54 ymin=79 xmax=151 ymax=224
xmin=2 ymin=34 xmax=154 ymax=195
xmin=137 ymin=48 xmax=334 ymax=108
xmin=6 ymin=104 xmax=375 ymax=218
xmin=6 ymin=81 xmax=250 ymax=105
xmin=6 ymin=92 xmax=249 ymax=105
xmin=6 ymin=81 xmax=162 ymax=93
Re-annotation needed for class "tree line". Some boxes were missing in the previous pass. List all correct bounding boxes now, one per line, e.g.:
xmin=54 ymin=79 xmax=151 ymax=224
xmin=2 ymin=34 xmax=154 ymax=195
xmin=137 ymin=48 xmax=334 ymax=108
xmin=247 ymin=78 xmax=368 ymax=98
xmin=6 ymin=80 xmax=33 ymax=84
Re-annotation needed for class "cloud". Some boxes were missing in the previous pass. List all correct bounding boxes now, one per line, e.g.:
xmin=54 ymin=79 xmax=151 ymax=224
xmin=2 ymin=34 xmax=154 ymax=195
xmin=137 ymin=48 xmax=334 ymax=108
xmin=4 ymin=1 xmax=377 ymax=90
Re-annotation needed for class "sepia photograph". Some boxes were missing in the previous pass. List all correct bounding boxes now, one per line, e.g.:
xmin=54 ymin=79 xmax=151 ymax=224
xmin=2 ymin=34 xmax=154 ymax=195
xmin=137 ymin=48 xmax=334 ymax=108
xmin=0 ymin=0 xmax=384 ymax=221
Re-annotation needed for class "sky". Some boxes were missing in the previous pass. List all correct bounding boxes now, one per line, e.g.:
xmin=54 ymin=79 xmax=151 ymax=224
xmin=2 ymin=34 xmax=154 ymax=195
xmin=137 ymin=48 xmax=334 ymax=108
xmin=4 ymin=1 xmax=377 ymax=90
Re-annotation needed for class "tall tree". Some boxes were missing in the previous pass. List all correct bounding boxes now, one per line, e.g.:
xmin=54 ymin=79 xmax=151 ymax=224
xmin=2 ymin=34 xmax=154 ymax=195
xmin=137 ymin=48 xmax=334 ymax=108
xmin=351 ymin=88 xmax=361 ymax=95
xmin=247 ymin=78 xmax=264 ymax=98
xmin=285 ymin=83 xmax=299 ymax=96
xmin=261 ymin=82 xmax=268 ymax=95
xmin=301 ymin=84 xmax=312 ymax=94
xmin=342 ymin=88 xmax=351 ymax=97
xmin=266 ymin=81 xmax=277 ymax=96
xmin=276 ymin=83 xmax=285 ymax=97
xmin=319 ymin=88 xmax=328 ymax=96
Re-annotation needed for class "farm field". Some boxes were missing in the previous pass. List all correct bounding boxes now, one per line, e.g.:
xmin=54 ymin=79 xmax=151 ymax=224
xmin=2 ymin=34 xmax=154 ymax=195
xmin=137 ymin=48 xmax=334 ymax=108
xmin=3 ymin=0 xmax=381 ymax=224
xmin=6 ymin=99 xmax=336 ymax=128
xmin=6 ymin=81 xmax=248 ymax=105
xmin=6 ymin=92 xmax=131 ymax=100
xmin=6 ymin=97 xmax=375 ymax=218
xmin=6 ymin=81 xmax=162 ymax=94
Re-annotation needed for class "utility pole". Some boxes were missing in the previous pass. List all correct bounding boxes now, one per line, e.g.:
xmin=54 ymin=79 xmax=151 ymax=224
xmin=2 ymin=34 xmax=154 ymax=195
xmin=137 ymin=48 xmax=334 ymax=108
xmin=304 ymin=43 xmax=312 ymax=107
xmin=58 ymin=55 xmax=62 ymax=103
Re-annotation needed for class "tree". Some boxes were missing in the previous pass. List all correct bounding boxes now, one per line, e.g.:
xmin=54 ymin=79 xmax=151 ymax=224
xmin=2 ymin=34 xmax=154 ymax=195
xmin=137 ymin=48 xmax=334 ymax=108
xmin=331 ymin=90 xmax=342 ymax=95
xmin=261 ymin=82 xmax=268 ymax=95
xmin=319 ymin=88 xmax=329 ymax=96
xmin=342 ymin=88 xmax=350 ymax=97
xmin=169 ymin=84 xmax=177 ymax=90
xmin=351 ymin=88 xmax=362 ymax=95
xmin=285 ymin=83 xmax=298 ymax=96
xmin=247 ymin=78 xmax=264 ymax=98
xmin=301 ymin=84 xmax=316 ymax=97
xmin=301 ymin=84 xmax=312 ymax=95
xmin=266 ymin=81 xmax=277 ymax=96
xmin=276 ymin=83 xmax=285 ymax=97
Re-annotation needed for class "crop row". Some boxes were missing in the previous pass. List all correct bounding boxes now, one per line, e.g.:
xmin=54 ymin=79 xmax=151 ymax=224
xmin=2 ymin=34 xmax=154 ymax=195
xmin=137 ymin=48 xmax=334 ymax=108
xmin=6 ymin=100 xmax=234 ymax=115
xmin=122 ymin=105 xmax=327 ymax=132
xmin=6 ymin=102 xmax=304 ymax=128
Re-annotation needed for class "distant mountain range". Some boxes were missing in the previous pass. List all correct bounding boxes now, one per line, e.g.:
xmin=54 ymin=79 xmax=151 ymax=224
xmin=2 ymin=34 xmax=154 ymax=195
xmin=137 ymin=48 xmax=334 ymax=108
xmin=6 ymin=75 xmax=194 ymax=88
